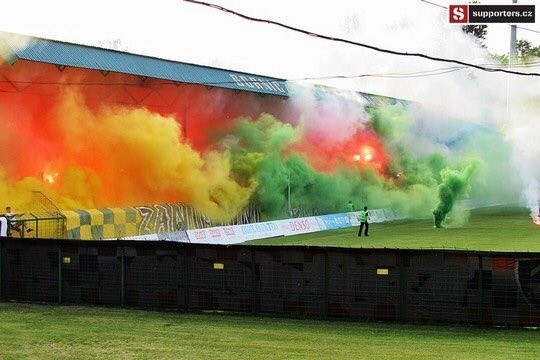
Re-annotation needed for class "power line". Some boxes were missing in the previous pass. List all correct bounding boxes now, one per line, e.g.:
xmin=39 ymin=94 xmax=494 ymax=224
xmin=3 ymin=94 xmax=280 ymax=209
xmin=516 ymin=26 xmax=540 ymax=34
xmin=293 ymin=66 xmax=466 ymax=81
xmin=420 ymin=0 xmax=446 ymax=10
xmin=183 ymin=0 xmax=540 ymax=77
xmin=0 ymin=65 xmax=467 ymax=90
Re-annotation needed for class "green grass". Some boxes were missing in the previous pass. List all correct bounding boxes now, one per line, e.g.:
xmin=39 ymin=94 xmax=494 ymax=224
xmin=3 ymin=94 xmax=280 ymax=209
xmin=248 ymin=206 xmax=540 ymax=252
xmin=0 ymin=303 xmax=538 ymax=359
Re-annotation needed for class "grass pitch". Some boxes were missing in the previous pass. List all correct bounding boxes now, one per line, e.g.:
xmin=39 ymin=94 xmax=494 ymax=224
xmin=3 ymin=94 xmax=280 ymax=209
xmin=248 ymin=206 xmax=540 ymax=252
xmin=0 ymin=303 xmax=538 ymax=360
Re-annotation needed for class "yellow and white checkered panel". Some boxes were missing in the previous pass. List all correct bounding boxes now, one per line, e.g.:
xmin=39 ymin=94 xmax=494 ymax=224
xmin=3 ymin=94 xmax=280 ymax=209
xmin=63 ymin=207 xmax=141 ymax=240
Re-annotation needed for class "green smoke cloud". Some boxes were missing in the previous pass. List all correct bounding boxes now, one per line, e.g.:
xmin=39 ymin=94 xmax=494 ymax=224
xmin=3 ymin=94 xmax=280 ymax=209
xmin=225 ymin=112 xmax=445 ymax=220
xmin=433 ymin=162 xmax=478 ymax=228
xmin=369 ymin=102 xmax=413 ymax=144
xmin=220 ymin=100 xmax=504 ymax=226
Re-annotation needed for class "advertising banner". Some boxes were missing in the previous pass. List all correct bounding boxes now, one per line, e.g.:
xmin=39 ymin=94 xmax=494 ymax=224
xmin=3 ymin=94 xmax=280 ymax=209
xmin=277 ymin=217 xmax=323 ymax=236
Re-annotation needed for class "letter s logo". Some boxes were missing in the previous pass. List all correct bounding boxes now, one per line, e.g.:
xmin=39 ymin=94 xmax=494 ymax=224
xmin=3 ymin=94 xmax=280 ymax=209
xmin=449 ymin=5 xmax=468 ymax=23
xmin=453 ymin=7 xmax=464 ymax=20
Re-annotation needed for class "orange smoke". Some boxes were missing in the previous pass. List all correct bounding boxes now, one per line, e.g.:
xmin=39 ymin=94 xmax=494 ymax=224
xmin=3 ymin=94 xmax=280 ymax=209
xmin=0 ymin=84 xmax=257 ymax=222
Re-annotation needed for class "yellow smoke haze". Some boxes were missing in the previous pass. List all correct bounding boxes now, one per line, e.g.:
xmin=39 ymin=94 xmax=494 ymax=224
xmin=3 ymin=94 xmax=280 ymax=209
xmin=0 ymin=170 xmax=46 ymax=212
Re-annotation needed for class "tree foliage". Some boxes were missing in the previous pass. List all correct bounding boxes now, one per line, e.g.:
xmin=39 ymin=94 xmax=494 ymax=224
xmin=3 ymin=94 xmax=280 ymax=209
xmin=516 ymin=39 xmax=540 ymax=62
xmin=462 ymin=25 xmax=488 ymax=43
xmin=490 ymin=39 xmax=540 ymax=65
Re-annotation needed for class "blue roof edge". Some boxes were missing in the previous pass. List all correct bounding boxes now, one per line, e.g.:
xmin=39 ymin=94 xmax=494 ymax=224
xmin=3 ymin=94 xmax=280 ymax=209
xmin=1 ymin=32 xmax=290 ymax=97
xmin=1 ymin=32 xmax=411 ymax=106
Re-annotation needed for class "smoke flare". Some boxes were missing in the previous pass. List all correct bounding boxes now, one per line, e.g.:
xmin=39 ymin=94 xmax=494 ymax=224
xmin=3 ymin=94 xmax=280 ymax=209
xmin=433 ymin=162 xmax=477 ymax=228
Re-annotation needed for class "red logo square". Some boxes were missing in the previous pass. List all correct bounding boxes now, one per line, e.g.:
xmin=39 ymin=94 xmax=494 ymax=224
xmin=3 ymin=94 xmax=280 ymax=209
xmin=449 ymin=5 xmax=469 ymax=23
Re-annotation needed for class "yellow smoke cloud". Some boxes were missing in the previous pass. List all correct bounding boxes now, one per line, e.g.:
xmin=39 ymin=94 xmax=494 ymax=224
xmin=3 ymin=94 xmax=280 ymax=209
xmin=1 ymin=89 xmax=256 ymax=223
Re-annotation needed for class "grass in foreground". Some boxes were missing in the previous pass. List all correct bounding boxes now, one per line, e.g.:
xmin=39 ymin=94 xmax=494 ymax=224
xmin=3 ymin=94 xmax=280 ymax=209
xmin=248 ymin=206 xmax=540 ymax=252
xmin=0 ymin=303 xmax=538 ymax=360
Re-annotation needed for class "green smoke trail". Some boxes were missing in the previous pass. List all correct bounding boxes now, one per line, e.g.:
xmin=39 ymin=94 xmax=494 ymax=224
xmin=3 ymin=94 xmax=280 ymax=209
xmin=433 ymin=162 xmax=477 ymax=228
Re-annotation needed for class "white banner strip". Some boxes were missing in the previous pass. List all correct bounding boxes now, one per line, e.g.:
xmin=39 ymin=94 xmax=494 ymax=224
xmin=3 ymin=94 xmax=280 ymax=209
xmin=127 ymin=208 xmax=404 ymax=244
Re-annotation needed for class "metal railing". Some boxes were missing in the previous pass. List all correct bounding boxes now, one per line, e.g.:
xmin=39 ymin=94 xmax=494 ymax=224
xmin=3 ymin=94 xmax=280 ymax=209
xmin=3 ymin=191 xmax=66 ymax=239
xmin=5 ymin=213 xmax=66 ymax=239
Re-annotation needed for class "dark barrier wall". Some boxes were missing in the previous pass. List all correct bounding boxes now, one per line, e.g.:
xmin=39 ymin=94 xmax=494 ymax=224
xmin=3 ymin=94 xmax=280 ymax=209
xmin=1 ymin=238 xmax=539 ymax=327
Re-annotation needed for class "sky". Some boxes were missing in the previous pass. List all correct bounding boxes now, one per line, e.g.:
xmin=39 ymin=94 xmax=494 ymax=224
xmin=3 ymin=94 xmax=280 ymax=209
xmin=0 ymin=0 xmax=538 ymax=102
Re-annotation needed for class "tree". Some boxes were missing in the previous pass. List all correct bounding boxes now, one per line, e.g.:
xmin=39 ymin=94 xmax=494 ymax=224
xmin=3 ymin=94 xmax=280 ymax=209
xmin=462 ymin=25 xmax=488 ymax=47
xmin=490 ymin=53 xmax=508 ymax=65
xmin=490 ymin=39 xmax=540 ymax=65
xmin=516 ymin=39 xmax=540 ymax=63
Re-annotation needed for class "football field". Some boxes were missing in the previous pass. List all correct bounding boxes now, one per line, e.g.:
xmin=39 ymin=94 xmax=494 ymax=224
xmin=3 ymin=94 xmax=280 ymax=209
xmin=248 ymin=206 xmax=540 ymax=252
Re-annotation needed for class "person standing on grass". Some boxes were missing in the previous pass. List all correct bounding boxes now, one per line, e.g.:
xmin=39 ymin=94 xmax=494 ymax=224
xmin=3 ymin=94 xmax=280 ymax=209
xmin=347 ymin=200 xmax=355 ymax=213
xmin=357 ymin=206 xmax=369 ymax=237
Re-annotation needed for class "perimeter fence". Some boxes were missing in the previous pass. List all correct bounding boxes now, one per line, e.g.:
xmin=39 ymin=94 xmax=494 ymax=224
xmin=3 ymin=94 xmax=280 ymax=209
xmin=0 ymin=237 xmax=539 ymax=327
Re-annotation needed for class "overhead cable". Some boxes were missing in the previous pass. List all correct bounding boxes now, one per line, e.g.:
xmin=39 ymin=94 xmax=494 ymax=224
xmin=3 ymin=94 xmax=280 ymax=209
xmin=183 ymin=0 xmax=540 ymax=77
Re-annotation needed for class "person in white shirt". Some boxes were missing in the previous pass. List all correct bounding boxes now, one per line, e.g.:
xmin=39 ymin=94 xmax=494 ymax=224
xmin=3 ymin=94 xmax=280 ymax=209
xmin=0 ymin=216 xmax=7 ymax=236
xmin=4 ymin=206 xmax=33 ymax=236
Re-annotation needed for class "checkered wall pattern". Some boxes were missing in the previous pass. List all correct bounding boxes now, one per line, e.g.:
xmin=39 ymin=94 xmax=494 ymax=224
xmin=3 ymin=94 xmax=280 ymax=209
xmin=63 ymin=207 xmax=140 ymax=240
